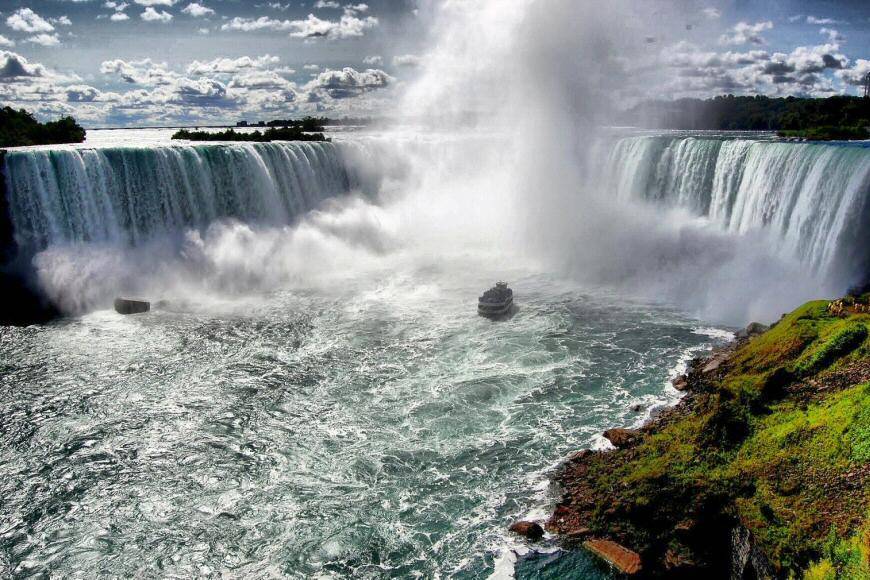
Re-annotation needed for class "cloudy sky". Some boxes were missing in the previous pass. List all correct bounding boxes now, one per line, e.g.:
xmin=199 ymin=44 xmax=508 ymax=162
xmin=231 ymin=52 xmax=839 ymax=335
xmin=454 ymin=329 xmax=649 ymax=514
xmin=0 ymin=0 xmax=868 ymax=127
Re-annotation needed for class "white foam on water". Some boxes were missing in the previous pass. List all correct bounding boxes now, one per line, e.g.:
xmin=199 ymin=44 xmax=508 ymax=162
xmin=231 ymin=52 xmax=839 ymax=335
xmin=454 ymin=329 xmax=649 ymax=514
xmin=693 ymin=326 xmax=737 ymax=341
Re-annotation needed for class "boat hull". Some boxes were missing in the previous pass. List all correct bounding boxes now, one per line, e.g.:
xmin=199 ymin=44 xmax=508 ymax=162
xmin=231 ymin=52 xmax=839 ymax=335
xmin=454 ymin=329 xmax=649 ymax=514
xmin=478 ymin=298 xmax=513 ymax=318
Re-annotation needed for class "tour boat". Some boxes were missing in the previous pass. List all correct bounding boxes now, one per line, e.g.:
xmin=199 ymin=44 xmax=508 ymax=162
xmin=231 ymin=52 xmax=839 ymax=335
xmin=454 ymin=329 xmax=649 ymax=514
xmin=478 ymin=282 xmax=513 ymax=318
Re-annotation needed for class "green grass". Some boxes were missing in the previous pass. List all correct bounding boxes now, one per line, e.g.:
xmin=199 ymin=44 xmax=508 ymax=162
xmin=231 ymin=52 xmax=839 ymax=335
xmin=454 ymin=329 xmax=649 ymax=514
xmin=729 ymin=382 xmax=870 ymax=571
xmin=805 ymin=527 xmax=870 ymax=580
xmin=797 ymin=323 xmax=868 ymax=376
xmin=851 ymin=397 xmax=870 ymax=463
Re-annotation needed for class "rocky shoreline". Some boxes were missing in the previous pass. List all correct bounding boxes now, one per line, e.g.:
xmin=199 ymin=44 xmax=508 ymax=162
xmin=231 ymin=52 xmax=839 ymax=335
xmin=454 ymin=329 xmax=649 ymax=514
xmin=546 ymin=330 xmax=762 ymax=577
xmin=511 ymin=297 xmax=870 ymax=578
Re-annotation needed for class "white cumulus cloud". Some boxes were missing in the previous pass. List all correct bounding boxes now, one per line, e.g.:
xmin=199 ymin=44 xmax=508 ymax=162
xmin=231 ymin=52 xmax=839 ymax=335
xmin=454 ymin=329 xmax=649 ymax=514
xmin=141 ymin=7 xmax=173 ymax=22
xmin=26 ymin=33 xmax=61 ymax=46
xmin=0 ymin=50 xmax=47 ymax=79
xmin=186 ymin=55 xmax=280 ymax=75
xmin=6 ymin=8 xmax=55 ymax=33
xmin=221 ymin=12 xmax=377 ymax=39
xmin=305 ymin=66 xmax=392 ymax=98
xmin=719 ymin=21 xmax=772 ymax=46
xmin=182 ymin=3 xmax=214 ymax=17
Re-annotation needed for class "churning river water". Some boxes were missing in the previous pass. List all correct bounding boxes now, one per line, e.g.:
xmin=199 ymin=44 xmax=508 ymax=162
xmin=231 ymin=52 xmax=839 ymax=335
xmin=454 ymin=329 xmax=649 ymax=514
xmin=0 ymin=268 xmax=730 ymax=578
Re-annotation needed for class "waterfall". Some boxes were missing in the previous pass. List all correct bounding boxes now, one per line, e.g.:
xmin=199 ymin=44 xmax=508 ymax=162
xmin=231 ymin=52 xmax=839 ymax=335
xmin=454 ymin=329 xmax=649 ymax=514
xmin=3 ymin=132 xmax=870 ymax=321
xmin=605 ymin=135 xmax=870 ymax=283
xmin=2 ymin=141 xmax=376 ymax=251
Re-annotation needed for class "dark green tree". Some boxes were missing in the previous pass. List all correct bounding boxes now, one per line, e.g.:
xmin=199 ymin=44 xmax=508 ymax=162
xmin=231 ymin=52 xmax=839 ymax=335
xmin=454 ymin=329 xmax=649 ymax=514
xmin=0 ymin=107 xmax=86 ymax=147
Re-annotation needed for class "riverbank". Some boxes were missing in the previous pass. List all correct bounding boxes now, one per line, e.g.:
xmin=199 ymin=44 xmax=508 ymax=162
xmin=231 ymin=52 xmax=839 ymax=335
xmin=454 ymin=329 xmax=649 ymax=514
xmin=544 ymin=295 xmax=870 ymax=577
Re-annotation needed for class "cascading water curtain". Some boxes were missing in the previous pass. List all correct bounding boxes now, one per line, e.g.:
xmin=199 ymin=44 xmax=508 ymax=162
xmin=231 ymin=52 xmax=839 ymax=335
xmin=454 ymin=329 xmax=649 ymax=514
xmin=2 ymin=141 xmax=364 ymax=251
xmin=605 ymin=135 xmax=870 ymax=282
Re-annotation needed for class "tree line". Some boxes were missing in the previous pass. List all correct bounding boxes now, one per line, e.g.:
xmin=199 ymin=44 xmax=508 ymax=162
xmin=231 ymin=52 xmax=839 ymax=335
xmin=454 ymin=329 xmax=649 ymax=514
xmin=172 ymin=126 xmax=328 ymax=142
xmin=627 ymin=95 xmax=870 ymax=132
xmin=0 ymin=107 xmax=86 ymax=148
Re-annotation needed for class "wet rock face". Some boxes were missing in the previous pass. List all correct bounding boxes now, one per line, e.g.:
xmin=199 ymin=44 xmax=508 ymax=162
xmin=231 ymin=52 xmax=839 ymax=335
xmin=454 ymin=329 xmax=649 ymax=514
xmin=672 ymin=375 xmax=689 ymax=391
xmin=509 ymin=521 xmax=544 ymax=541
xmin=736 ymin=322 xmax=769 ymax=339
xmin=602 ymin=428 xmax=641 ymax=449
xmin=0 ymin=269 xmax=59 ymax=325
xmin=114 ymin=298 xmax=150 ymax=315
xmin=730 ymin=526 xmax=774 ymax=580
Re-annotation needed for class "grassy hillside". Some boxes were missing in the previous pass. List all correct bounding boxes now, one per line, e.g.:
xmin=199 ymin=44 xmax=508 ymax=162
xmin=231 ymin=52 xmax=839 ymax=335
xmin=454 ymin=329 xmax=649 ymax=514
xmin=549 ymin=294 xmax=870 ymax=577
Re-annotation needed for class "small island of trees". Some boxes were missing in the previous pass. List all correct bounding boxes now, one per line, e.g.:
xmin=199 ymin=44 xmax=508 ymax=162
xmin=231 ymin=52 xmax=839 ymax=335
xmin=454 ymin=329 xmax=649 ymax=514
xmin=172 ymin=118 xmax=329 ymax=143
xmin=0 ymin=107 xmax=86 ymax=148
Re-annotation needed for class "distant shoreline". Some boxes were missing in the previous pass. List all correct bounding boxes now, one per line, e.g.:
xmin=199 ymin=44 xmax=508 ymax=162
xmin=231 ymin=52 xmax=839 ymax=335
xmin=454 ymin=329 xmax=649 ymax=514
xmin=86 ymin=124 xmax=238 ymax=131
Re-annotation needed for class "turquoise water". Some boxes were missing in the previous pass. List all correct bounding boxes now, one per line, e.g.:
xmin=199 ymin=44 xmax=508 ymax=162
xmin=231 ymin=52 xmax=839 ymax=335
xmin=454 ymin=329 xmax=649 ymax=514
xmin=0 ymin=273 xmax=729 ymax=577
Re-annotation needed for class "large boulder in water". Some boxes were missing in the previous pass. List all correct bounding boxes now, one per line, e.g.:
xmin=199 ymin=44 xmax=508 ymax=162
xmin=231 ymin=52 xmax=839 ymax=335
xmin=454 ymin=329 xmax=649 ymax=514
xmin=509 ymin=521 xmax=544 ymax=541
xmin=114 ymin=297 xmax=150 ymax=315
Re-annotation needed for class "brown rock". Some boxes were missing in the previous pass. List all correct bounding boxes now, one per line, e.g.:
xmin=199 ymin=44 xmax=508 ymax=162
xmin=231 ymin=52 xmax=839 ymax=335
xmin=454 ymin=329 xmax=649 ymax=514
xmin=568 ymin=449 xmax=593 ymax=462
xmin=603 ymin=428 xmax=641 ymax=449
xmin=702 ymin=353 xmax=728 ymax=374
xmin=114 ymin=297 xmax=150 ymax=315
xmin=552 ymin=505 xmax=573 ymax=520
xmin=736 ymin=322 xmax=769 ymax=339
xmin=672 ymin=375 xmax=689 ymax=391
xmin=509 ymin=521 xmax=544 ymax=541
xmin=583 ymin=539 xmax=642 ymax=575
xmin=566 ymin=527 xmax=592 ymax=539
xmin=663 ymin=547 xmax=695 ymax=572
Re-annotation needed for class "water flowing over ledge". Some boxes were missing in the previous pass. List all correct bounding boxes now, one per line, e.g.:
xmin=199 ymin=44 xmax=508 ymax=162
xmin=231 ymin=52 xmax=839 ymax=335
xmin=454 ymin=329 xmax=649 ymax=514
xmin=2 ymin=132 xmax=870 ymax=322
xmin=604 ymin=135 xmax=870 ymax=284
xmin=3 ymin=140 xmax=379 ymax=251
